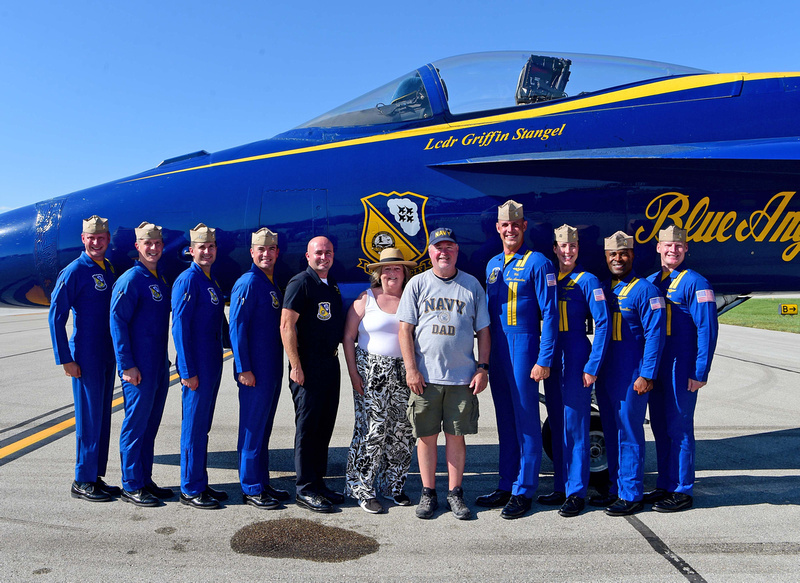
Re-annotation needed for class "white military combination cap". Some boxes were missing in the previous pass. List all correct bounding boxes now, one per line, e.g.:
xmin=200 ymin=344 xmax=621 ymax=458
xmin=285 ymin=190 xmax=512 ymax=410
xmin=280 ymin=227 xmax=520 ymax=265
xmin=604 ymin=230 xmax=634 ymax=251
xmin=498 ymin=200 xmax=524 ymax=221
xmin=554 ymin=224 xmax=578 ymax=243
xmin=252 ymin=227 xmax=278 ymax=247
xmin=135 ymin=221 xmax=163 ymax=240
xmin=190 ymin=223 xmax=216 ymax=243
xmin=82 ymin=215 xmax=109 ymax=234
xmin=659 ymin=224 xmax=688 ymax=243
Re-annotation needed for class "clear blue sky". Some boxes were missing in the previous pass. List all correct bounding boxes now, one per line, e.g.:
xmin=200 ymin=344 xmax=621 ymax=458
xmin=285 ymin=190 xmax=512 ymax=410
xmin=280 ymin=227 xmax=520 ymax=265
xmin=1 ymin=0 xmax=798 ymax=212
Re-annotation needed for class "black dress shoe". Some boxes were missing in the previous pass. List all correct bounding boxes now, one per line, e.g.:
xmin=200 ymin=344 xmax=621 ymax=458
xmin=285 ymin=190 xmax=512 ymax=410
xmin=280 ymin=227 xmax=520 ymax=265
xmin=642 ymin=488 xmax=669 ymax=504
xmin=144 ymin=482 xmax=174 ymax=499
xmin=604 ymin=498 xmax=644 ymax=516
xmin=500 ymin=495 xmax=532 ymax=519
xmin=537 ymin=491 xmax=566 ymax=506
xmin=205 ymin=486 xmax=228 ymax=501
xmin=588 ymin=493 xmax=617 ymax=507
xmin=263 ymin=484 xmax=291 ymax=502
xmin=653 ymin=492 xmax=693 ymax=513
xmin=121 ymin=488 xmax=159 ymax=507
xmin=320 ymin=489 xmax=344 ymax=505
xmin=475 ymin=489 xmax=511 ymax=508
xmin=558 ymin=495 xmax=585 ymax=518
xmin=180 ymin=491 xmax=220 ymax=509
xmin=243 ymin=491 xmax=280 ymax=509
xmin=71 ymin=481 xmax=111 ymax=502
xmin=296 ymin=493 xmax=334 ymax=513
xmin=95 ymin=478 xmax=121 ymax=497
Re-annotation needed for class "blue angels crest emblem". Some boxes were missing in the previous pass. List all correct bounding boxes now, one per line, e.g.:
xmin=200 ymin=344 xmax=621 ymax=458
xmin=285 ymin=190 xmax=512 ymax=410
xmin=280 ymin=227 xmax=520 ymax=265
xmin=208 ymin=287 xmax=219 ymax=305
xmin=92 ymin=273 xmax=107 ymax=291
xmin=359 ymin=191 xmax=431 ymax=274
xmin=317 ymin=301 xmax=332 ymax=321
xmin=149 ymin=284 xmax=163 ymax=302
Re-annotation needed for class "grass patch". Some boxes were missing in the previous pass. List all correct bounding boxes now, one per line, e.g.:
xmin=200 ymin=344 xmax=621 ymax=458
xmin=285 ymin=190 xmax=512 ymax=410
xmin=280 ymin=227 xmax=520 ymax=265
xmin=719 ymin=298 xmax=800 ymax=334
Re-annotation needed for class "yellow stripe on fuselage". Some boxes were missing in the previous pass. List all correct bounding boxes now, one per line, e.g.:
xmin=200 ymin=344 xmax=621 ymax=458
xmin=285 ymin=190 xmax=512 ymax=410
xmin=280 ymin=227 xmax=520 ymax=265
xmin=122 ymin=72 xmax=798 ymax=184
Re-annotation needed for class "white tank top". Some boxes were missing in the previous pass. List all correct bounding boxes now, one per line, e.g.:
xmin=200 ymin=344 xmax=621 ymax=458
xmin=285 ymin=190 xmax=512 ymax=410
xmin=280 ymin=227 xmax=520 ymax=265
xmin=357 ymin=289 xmax=403 ymax=358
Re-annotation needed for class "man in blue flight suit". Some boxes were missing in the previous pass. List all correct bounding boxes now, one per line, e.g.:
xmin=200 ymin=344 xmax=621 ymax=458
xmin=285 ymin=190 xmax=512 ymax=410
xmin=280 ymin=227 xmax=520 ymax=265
xmin=172 ymin=223 xmax=227 ymax=510
xmin=644 ymin=225 xmax=718 ymax=512
xmin=229 ymin=227 xmax=288 ymax=510
xmin=280 ymin=236 xmax=345 ymax=513
xmin=49 ymin=215 xmax=120 ymax=502
xmin=592 ymin=231 xmax=666 ymax=516
xmin=478 ymin=200 xmax=558 ymax=519
xmin=111 ymin=221 xmax=173 ymax=507
xmin=544 ymin=224 xmax=610 ymax=517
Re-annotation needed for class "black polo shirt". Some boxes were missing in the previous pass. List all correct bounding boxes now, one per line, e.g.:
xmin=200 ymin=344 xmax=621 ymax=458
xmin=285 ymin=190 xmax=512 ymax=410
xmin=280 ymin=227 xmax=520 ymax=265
xmin=283 ymin=266 xmax=344 ymax=362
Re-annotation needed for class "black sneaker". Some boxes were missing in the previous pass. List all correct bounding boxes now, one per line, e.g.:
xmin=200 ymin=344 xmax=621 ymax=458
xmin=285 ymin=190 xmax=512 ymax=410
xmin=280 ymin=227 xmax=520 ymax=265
xmin=445 ymin=486 xmax=472 ymax=520
xmin=391 ymin=492 xmax=412 ymax=506
xmin=416 ymin=487 xmax=438 ymax=519
xmin=359 ymin=498 xmax=384 ymax=514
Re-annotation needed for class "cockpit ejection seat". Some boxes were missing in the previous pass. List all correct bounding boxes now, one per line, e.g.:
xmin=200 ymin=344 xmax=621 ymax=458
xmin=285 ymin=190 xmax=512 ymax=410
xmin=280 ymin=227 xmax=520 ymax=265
xmin=515 ymin=55 xmax=572 ymax=104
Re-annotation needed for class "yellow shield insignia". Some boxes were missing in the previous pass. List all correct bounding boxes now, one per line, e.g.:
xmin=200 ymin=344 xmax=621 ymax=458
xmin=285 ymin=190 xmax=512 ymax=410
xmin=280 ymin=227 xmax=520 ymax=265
xmin=358 ymin=191 xmax=431 ymax=274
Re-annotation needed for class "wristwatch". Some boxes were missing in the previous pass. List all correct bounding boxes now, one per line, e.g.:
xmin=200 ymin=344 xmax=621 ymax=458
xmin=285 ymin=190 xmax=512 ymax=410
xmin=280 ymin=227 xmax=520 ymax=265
xmin=477 ymin=363 xmax=490 ymax=372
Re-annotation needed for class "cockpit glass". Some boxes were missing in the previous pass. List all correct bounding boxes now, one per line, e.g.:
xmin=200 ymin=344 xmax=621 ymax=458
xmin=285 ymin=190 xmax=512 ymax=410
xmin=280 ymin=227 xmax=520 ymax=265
xmin=295 ymin=51 xmax=710 ymax=129
xmin=297 ymin=71 xmax=432 ymax=129
xmin=433 ymin=51 xmax=710 ymax=115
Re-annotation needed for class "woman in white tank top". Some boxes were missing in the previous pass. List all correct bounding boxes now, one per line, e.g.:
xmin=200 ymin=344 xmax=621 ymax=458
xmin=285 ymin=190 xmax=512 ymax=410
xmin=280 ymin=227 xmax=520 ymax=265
xmin=342 ymin=248 xmax=417 ymax=514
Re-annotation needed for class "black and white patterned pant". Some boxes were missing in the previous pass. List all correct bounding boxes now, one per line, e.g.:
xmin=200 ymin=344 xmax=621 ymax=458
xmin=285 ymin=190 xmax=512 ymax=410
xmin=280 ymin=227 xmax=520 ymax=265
xmin=344 ymin=347 xmax=414 ymax=501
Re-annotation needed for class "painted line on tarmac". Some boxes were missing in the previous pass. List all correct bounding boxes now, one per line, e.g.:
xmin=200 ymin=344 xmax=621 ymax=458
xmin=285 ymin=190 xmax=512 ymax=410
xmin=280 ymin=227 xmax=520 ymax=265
xmin=0 ymin=351 xmax=233 ymax=466
xmin=627 ymin=515 xmax=708 ymax=583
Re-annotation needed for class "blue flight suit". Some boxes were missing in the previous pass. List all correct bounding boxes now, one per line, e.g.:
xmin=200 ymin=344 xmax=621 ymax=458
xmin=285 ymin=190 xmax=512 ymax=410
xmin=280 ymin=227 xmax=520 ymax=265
xmin=172 ymin=262 xmax=225 ymax=497
xmin=110 ymin=261 xmax=171 ymax=492
xmin=647 ymin=267 xmax=718 ymax=496
xmin=486 ymin=248 xmax=558 ymax=498
xmin=595 ymin=272 xmax=665 ymax=502
xmin=49 ymin=251 xmax=116 ymax=484
xmin=543 ymin=266 xmax=610 ymax=498
xmin=229 ymin=263 xmax=284 ymax=496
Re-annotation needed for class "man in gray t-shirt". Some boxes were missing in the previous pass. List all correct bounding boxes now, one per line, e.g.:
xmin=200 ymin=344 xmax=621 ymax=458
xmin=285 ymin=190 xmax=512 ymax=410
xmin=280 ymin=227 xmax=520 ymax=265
xmin=398 ymin=227 xmax=491 ymax=521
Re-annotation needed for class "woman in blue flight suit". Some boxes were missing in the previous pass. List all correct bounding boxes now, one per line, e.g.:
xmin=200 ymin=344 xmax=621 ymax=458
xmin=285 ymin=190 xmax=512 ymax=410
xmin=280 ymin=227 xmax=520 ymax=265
xmin=646 ymin=225 xmax=718 ymax=512
xmin=544 ymin=224 xmax=610 ymax=517
xmin=49 ymin=215 xmax=118 ymax=501
xmin=229 ymin=227 xmax=287 ymax=509
xmin=111 ymin=222 xmax=172 ymax=507
xmin=172 ymin=223 xmax=226 ymax=509
xmin=593 ymin=231 xmax=665 ymax=517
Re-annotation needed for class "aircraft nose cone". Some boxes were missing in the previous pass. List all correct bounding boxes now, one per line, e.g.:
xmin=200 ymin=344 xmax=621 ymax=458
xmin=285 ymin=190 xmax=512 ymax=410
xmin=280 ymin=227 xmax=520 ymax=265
xmin=0 ymin=203 xmax=50 ymax=307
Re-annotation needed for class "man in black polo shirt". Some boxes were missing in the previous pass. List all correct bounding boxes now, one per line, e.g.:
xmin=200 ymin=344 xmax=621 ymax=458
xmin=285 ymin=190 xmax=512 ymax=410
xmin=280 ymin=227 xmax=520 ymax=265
xmin=280 ymin=236 xmax=345 ymax=512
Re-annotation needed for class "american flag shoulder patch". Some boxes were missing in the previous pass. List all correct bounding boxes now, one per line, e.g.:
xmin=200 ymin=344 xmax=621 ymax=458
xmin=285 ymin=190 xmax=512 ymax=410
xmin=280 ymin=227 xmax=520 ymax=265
xmin=593 ymin=288 xmax=605 ymax=301
xmin=650 ymin=296 xmax=665 ymax=310
xmin=546 ymin=273 xmax=557 ymax=287
xmin=696 ymin=289 xmax=715 ymax=303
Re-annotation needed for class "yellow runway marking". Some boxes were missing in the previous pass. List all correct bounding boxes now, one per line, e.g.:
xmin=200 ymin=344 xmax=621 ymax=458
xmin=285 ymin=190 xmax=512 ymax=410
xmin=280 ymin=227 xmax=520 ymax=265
xmin=0 ymin=351 xmax=231 ymax=461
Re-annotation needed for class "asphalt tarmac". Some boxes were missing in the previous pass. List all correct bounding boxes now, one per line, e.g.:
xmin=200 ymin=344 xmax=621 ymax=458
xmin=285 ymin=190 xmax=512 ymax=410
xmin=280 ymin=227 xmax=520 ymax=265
xmin=1 ymin=309 xmax=798 ymax=582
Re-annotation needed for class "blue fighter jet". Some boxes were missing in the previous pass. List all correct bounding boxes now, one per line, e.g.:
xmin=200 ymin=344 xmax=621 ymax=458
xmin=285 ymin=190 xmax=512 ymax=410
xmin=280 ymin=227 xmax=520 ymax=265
xmin=1 ymin=50 xmax=799 ymax=306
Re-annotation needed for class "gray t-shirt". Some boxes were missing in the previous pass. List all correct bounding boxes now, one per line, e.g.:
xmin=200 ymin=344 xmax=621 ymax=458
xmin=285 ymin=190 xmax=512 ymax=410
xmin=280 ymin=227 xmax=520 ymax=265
xmin=397 ymin=269 xmax=490 ymax=385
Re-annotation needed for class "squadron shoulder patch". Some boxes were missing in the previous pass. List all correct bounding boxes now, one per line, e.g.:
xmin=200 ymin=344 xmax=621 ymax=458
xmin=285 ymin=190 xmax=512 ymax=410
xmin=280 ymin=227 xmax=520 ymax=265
xmin=271 ymin=291 xmax=280 ymax=309
xmin=208 ymin=287 xmax=219 ymax=305
xmin=149 ymin=284 xmax=163 ymax=302
xmin=92 ymin=274 xmax=107 ymax=291
xmin=488 ymin=267 xmax=502 ymax=284
xmin=317 ymin=301 xmax=332 ymax=321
